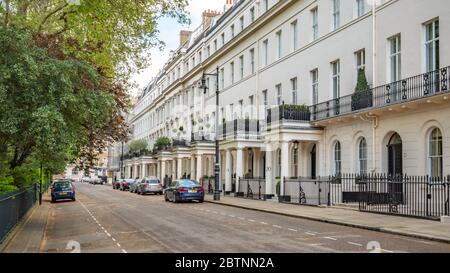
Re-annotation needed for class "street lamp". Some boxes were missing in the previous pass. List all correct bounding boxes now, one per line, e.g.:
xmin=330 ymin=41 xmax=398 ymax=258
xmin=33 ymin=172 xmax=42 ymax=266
xmin=199 ymin=67 xmax=221 ymax=201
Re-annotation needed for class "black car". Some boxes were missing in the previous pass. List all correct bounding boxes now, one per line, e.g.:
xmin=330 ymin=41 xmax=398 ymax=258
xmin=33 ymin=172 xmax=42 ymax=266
xmin=112 ymin=179 xmax=121 ymax=189
xmin=164 ymin=180 xmax=204 ymax=203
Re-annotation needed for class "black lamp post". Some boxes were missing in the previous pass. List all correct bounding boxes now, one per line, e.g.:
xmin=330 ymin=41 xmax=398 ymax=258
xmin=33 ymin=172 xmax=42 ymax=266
xmin=200 ymin=67 xmax=221 ymax=201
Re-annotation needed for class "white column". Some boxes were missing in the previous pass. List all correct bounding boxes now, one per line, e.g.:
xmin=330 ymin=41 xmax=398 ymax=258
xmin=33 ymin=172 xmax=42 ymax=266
xmin=280 ymin=141 xmax=289 ymax=196
xmin=225 ymin=149 xmax=232 ymax=192
xmin=190 ymin=156 xmax=196 ymax=180
xmin=236 ymin=148 xmax=243 ymax=193
xmin=141 ymin=163 xmax=146 ymax=178
xmin=196 ymin=155 xmax=202 ymax=182
xmin=265 ymin=148 xmax=273 ymax=195
xmin=160 ymin=160 xmax=166 ymax=185
xmin=177 ymin=158 xmax=183 ymax=179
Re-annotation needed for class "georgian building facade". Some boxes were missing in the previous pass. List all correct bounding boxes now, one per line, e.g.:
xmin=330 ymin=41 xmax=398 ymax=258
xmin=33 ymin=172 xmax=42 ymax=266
xmin=109 ymin=0 xmax=450 ymax=198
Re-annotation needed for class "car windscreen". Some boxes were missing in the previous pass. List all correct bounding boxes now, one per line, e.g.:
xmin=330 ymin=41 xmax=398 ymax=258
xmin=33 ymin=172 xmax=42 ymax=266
xmin=178 ymin=180 xmax=200 ymax=187
xmin=53 ymin=182 xmax=72 ymax=191
xmin=147 ymin=180 xmax=160 ymax=184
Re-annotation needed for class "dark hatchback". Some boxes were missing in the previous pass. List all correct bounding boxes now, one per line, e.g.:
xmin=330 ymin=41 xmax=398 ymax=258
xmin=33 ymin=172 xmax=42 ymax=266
xmin=51 ymin=180 xmax=76 ymax=203
xmin=164 ymin=180 xmax=204 ymax=203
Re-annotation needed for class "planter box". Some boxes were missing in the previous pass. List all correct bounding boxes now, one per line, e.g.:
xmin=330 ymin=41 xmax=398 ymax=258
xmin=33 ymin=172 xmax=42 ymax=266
xmin=352 ymin=91 xmax=373 ymax=111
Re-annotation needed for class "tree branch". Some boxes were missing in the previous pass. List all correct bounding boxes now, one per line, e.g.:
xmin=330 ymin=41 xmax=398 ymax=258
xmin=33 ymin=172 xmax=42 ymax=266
xmin=38 ymin=2 xmax=68 ymax=33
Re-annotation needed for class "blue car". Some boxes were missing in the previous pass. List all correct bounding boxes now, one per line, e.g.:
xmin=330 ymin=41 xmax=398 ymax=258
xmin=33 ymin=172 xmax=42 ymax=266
xmin=51 ymin=180 xmax=76 ymax=203
xmin=164 ymin=180 xmax=204 ymax=203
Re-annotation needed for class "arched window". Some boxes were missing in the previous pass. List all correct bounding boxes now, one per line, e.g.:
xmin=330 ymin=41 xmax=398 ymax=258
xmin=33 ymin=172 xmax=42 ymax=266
xmin=428 ymin=128 xmax=443 ymax=178
xmin=334 ymin=141 xmax=342 ymax=175
xmin=358 ymin=138 xmax=367 ymax=174
xmin=291 ymin=143 xmax=299 ymax=178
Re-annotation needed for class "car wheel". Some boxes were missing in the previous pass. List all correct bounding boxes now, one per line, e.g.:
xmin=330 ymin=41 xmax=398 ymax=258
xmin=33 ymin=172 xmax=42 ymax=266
xmin=198 ymin=198 xmax=204 ymax=203
xmin=173 ymin=194 xmax=179 ymax=203
xmin=164 ymin=194 xmax=169 ymax=202
xmin=72 ymin=197 xmax=76 ymax=202
xmin=51 ymin=198 xmax=56 ymax=203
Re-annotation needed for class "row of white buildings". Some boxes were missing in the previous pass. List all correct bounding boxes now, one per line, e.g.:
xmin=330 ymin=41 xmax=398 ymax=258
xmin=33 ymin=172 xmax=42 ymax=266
xmin=108 ymin=0 xmax=450 ymax=198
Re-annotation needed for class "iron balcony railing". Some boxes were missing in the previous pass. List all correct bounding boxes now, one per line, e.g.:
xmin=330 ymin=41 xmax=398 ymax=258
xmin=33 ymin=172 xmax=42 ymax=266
xmin=267 ymin=104 xmax=311 ymax=126
xmin=311 ymin=66 xmax=450 ymax=121
xmin=217 ymin=119 xmax=260 ymax=141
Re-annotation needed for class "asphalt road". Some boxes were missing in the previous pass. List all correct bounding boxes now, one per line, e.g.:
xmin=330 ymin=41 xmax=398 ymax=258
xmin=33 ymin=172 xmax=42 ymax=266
xmin=39 ymin=182 xmax=450 ymax=253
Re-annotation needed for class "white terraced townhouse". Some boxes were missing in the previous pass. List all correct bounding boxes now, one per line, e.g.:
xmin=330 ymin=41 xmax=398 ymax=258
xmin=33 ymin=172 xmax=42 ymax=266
xmin=108 ymin=0 xmax=450 ymax=211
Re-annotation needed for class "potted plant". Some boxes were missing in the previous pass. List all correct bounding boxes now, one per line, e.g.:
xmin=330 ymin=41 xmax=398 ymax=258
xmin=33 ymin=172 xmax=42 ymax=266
xmin=351 ymin=69 xmax=373 ymax=111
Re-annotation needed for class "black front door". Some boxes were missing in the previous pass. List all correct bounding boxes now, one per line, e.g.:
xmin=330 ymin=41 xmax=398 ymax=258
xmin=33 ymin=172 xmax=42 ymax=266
xmin=388 ymin=143 xmax=403 ymax=176
xmin=387 ymin=135 xmax=403 ymax=203
xmin=310 ymin=145 xmax=316 ymax=179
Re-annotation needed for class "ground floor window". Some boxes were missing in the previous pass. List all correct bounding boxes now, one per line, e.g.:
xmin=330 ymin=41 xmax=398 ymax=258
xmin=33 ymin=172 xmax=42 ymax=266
xmin=428 ymin=128 xmax=443 ymax=178
xmin=334 ymin=141 xmax=342 ymax=175
xmin=358 ymin=138 xmax=367 ymax=174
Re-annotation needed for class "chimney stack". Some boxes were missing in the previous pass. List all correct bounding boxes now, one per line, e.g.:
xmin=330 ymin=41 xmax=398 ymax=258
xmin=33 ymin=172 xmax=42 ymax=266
xmin=202 ymin=9 xmax=222 ymax=30
xmin=225 ymin=0 xmax=233 ymax=10
xmin=179 ymin=30 xmax=192 ymax=46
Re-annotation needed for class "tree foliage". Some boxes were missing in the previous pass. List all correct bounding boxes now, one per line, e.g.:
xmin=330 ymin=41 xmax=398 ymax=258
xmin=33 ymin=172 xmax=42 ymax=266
xmin=129 ymin=139 xmax=148 ymax=154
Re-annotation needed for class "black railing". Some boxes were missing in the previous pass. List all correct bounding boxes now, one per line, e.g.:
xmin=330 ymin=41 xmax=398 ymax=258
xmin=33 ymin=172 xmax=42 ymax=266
xmin=0 ymin=183 xmax=39 ymax=243
xmin=312 ymin=66 xmax=450 ymax=121
xmin=172 ymin=138 xmax=188 ymax=147
xmin=238 ymin=178 xmax=266 ymax=200
xmin=282 ymin=174 xmax=450 ymax=220
xmin=218 ymin=119 xmax=260 ymax=141
xmin=267 ymin=105 xmax=311 ymax=125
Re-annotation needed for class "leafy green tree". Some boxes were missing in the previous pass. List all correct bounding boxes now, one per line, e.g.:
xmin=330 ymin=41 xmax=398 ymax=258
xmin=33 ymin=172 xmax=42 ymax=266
xmin=354 ymin=69 xmax=370 ymax=93
xmin=129 ymin=139 xmax=148 ymax=154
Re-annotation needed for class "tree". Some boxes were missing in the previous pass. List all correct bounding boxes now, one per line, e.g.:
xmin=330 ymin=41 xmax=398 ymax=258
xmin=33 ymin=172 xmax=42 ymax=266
xmin=129 ymin=139 xmax=148 ymax=154
xmin=354 ymin=68 xmax=370 ymax=93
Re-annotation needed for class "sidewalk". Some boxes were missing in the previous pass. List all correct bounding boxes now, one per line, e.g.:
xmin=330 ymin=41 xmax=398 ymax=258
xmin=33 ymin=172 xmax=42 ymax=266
xmin=0 ymin=194 xmax=51 ymax=253
xmin=205 ymin=195 xmax=450 ymax=244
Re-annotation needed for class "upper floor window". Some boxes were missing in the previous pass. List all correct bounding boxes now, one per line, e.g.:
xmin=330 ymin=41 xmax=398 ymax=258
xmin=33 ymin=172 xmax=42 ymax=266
xmin=230 ymin=24 xmax=235 ymax=39
xmin=425 ymin=19 xmax=439 ymax=72
xmin=239 ymin=55 xmax=244 ymax=79
xmin=230 ymin=62 xmax=235 ymax=84
xmin=311 ymin=69 xmax=319 ymax=105
xmin=250 ymin=48 xmax=255 ymax=74
xmin=206 ymin=46 xmax=211 ymax=58
xmin=332 ymin=0 xmax=340 ymax=30
xmin=291 ymin=77 xmax=298 ymax=104
xmin=331 ymin=60 xmax=340 ymax=99
xmin=276 ymin=84 xmax=282 ymax=105
xmin=250 ymin=7 xmax=255 ymax=23
xmin=312 ymin=7 xmax=319 ymax=41
xmin=240 ymin=16 xmax=245 ymax=31
xmin=389 ymin=35 xmax=401 ymax=83
xmin=263 ymin=0 xmax=268 ymax=12
xmin=262 ymin=39 xmax=269 ymax=66
xmin=356 ymin=49 xmax=366 ymax=71
xmin=221 ymin=33 xmax=225 ymax=46
xmin=220 ymin=68 xmax=225 ymax=90
xmin=276 ymin=30 xmax=282 ymax=60
xmin=262 ymin=90 xmax=268 ymax=107
xmin=213 ymin=39 xmax=217 ymax=51
xmin=356 ymin=0 xmax=365 ymax=17
xmin=291 ymin=20 xmax=298 ymax=52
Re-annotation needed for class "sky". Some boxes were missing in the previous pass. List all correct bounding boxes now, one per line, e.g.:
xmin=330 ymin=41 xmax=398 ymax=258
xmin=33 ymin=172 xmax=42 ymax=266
xmin=130 ymin=0 xmax=225 ymax=97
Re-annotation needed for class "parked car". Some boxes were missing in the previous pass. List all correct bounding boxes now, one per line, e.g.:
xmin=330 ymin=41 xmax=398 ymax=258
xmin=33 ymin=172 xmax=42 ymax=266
xmin=136 ymin=177 xmax=163 ymax=195
xmin=89 ymin=177 xmax=104 ymax=185
xmin=112 ymin=178 xmax=121 ymax=189
xmin=119 ymin=179 xmax=136 ymax=191
xmin=164 ymin=179 xmax=204 ymax=203
xmin=81 ymin=176 xmax=91 ymax=183
xmin=129 ymin=179 xmax=141 ymax=193
xmin=51 ymin=180 xmax=76 ymax=203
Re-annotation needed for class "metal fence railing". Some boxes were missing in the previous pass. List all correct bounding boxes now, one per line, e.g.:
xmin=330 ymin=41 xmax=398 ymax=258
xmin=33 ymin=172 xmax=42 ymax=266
xmin=280 ymin=174 xmax=450 ymax=220
xmin=238 ymin=178 xmax=266 ymax=200
xmin=0 ymin=183 xmax=39 ymax=244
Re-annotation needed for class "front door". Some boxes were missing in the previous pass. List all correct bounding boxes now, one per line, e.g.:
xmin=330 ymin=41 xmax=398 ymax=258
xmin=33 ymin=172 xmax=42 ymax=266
xmin=387 ymin=134 xmax=403 ymax=203
xmin=310 ymin=145 xmax=317 ymax=179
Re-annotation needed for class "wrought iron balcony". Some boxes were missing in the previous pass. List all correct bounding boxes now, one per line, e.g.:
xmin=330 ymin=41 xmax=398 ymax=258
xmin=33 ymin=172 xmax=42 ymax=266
xmin=218 ymin=119 xmax=260 ymax=141
xmin=311 ymin=66 xmax=450 ymax=121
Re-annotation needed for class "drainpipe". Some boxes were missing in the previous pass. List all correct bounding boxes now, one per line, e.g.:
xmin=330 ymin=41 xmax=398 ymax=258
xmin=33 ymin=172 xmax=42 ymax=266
xmin=372 ymin=0 xmax=377 ymax=87
xmin=360 ymin=114 xmax=379 ymax=173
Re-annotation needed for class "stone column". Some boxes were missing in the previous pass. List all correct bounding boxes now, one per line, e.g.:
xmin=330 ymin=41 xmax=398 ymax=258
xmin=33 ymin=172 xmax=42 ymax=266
xmin=225 ymin=149 xmax=232 ymax=193
xmin=196 ymin=154 xmax=202 ymax=182
xmin=190 ymin=156 xmax=196 ymax=180
xmin=265 ymin=147 xmax=273 ymax=195
xmin=160 ymin=160 xmax=166 ymax=186
xmin=141 ymin=163 xmax=146 ymax=178
xmin=280 ymin=141 xmax=289 ymax=197
xmin=235 ymin=148 xmax=243 ymax=194
xmin=177 ymin=158 xmax=183 ymax=179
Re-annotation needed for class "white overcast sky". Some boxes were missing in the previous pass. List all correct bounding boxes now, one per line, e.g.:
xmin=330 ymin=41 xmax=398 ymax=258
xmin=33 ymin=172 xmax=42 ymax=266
xmin=130 ymin=0 xmax=225 ymax=97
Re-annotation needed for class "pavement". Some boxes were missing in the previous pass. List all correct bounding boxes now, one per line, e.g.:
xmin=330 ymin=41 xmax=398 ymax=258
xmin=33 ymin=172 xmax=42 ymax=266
xmin=2 ymin=182 xmax=450 ymax=253
xmin=204 ymin=195 xmax=450 ymax=244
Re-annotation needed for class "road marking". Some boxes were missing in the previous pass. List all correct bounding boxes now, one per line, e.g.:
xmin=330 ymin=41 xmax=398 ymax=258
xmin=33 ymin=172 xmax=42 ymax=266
xmin=288 ymin=228 xmax=298 ymax=232
xmin=238 ymin=217 xmax=246 ymax=220
xmin=105 ymin=232 xmax=111 ymax=237
xmin=305 ymin=232 xmax=317 ymax=236
xmin=260 ymin=222 xmax=268 ymax=225
xmin=112 ymin=238 xmax=116 ymax=242
xmin=323 ymin=237 xmax=338 ymax=241
xmin=213 ymin=211 xmax=219 ymax=214
xmin=272 ymin=225 xmax=282 ymax=229
xmin=381 ymin=249 xmax=394 ymax=253
xmin=348 ymin=242 xmax=363 ymax=247
xmin=117 ymin=243 xmax=121 ymax=247
xmin=121 ymin=249 xmax=127 ymax=253
xmin=229 ymin=215 xmax=235 ymax=218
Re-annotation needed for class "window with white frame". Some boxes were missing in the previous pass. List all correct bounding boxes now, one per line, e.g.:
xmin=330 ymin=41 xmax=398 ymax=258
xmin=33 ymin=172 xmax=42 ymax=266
xmin=312 ymin=7 xmax=319 ymax=41
xmin=332 ymin=0 xmax=340 ymax=30
xmin=220 ymin=68 xmax=225 ymax=90
xmin=230 ymin=62 xmax=235 ymax=84
xmin=206 ymin=46 xmax=210 ymax=58
xmin=334 ymin=141 xmax=342 ymax=175
xmin=230 ymin=24 xmax=235 ymax=38
xmin=356 ymin=49 xmax=366 ymax=71
xmin=356 ymin=0 xmax=365 ymax=17
xmin=428 ymin=128 xmax=443 ymax=178
xmin=249 ymin=95 xmax=254 ymax=118
xmin=291 ymin=77 xmax=298 ymax=104
xmin=311 ymin=69 xmax=319 ymax=105
xmin=262 ymin=90 xmax=268 ymax=107
xmin=221 ymin=33 xmax=225 ymax=46
xmin=358 ymin=138 xmax=367 ymax=174
xmin=276 ymin=30 xmax=282 ymax=59
xmin=238 ymin=100 xmax=243 ymax=118
xmin=389 ymin=35 xmax=401 ymax=82
xmin=263 ymin=0 xmax=268 ymax=12
xmin=250 ymin=48 xmax=255 ymax=74
xmin=262 ymin=39 xmax=268 ymax=66
xmin=213 ymin=39 xmax=217 ymax=51
xmin=240 ymin=16 xmax=244 ymax=31
xmin=291 ymin=20 xmax=298 ymax=52
xmin=239 ymin=55 xmax=244 ymax=79
xmin=250 ymin=7 xmax=255 ymax=23
xmin=276 ymin=84 xmax=282 ymax=105
xmin=331 ymin=60 xmax=340 ymax=99
xmin=425 ymin=19 xmax=439 ymax=72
